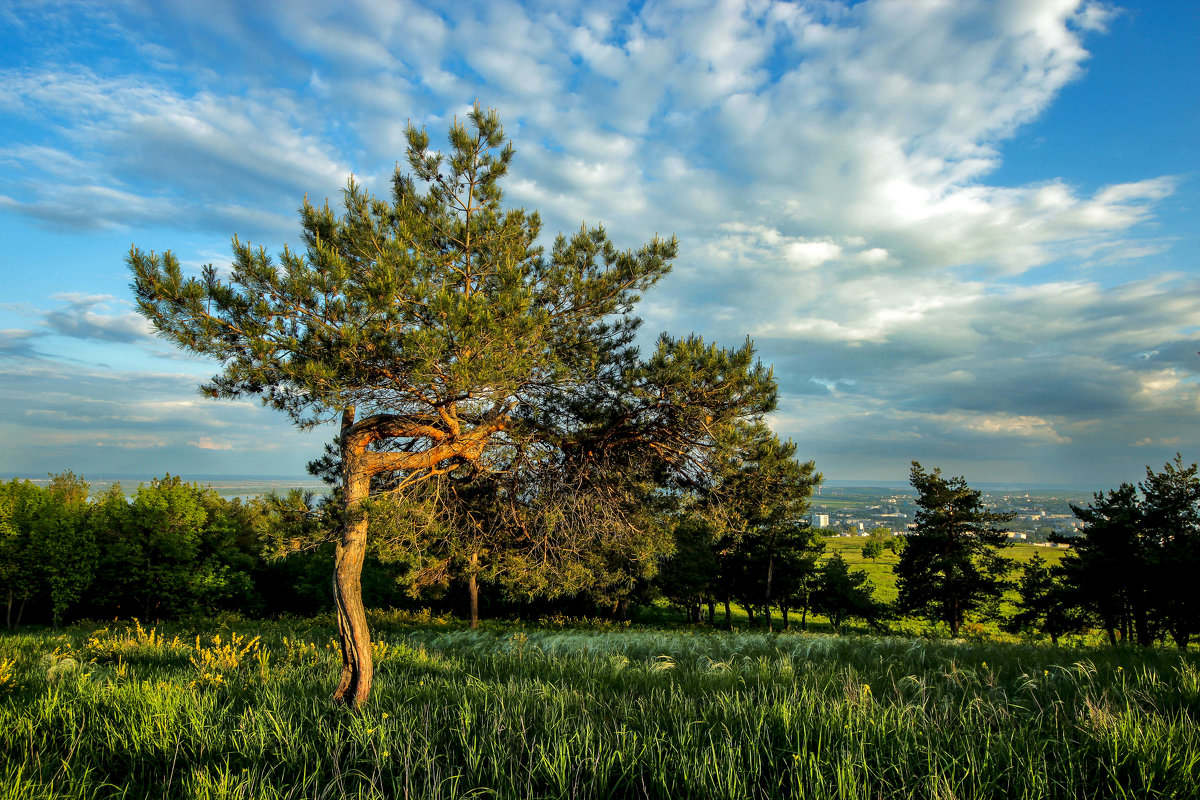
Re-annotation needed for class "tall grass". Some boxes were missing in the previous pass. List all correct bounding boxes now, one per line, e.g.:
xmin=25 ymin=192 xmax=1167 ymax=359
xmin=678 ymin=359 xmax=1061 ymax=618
xmin=1 ymin=617 xmax=1196 ymax=799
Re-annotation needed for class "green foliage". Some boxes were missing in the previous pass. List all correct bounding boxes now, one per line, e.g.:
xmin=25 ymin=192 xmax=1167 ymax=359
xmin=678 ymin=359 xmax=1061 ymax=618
xmin=1061 ymin=455 xmax=1200 ymax=648
xmin=1006 ymin=554 xmax=1089 ymax=644
xmin=861 ymin=536 xmax=885 ymax=562
xmin=896 ymin=462 xmax=1015 ymax=637
xmin=0 ymin=474 xmax=98 ymax=629
xmin=658 ymin=517 xmax=720 ymax=622
xmin=0 ymin=479 xmax=40 ymax=629
xmin=684 ymin=426 xmax=821 ymax=630
xmin=813 ymin=553 xmax=883 ymax=633
xmin=129 ymin=107 xmax=779 ymax=668
xmin=35 ymin=472 xmax=97 ymax=628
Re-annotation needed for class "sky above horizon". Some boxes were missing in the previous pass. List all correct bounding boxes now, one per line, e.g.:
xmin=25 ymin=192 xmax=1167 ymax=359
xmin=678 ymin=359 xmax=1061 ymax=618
xmin=1 ymin=0 xmax=1197 ymax=490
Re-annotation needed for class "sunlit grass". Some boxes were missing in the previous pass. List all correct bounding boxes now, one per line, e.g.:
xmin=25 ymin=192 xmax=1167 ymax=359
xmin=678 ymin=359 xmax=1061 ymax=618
xmin=0 ymin=617 xmax=1196 ymax=799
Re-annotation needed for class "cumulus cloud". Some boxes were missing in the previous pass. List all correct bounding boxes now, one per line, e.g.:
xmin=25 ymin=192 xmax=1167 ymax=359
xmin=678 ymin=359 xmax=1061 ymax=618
xmin=0 ymin=0 xmax=1190 ymax=483
xmin=42 ymin=294 xmax=153 ymax=343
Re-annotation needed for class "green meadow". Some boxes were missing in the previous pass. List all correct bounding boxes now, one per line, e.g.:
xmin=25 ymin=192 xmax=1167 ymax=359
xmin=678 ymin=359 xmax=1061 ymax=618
xmin=818 ymin=538 xmax=1066 ymax=605
xmin=2 ymin=613 xmax=1197 ymax=799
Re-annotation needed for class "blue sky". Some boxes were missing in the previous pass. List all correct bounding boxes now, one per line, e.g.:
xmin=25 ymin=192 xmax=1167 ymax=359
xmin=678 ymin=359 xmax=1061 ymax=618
xmin=0 ymin=0 xmax=1196 ymax=488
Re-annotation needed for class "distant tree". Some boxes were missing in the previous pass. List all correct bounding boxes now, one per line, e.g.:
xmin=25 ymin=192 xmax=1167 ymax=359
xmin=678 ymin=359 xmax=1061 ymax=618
xmin=131 ymin=106 xmax=776 ymax=708
xmin=1005 ymin=554 xmax=1088 ymax=644
xmin=1061 ymin=484 xmax=1146 ymax=645
xmin=1060 ymin=456 xmax=1200 ymax=649
xmin=33 ymin=471 xmax=97 ymax=628
xmin=658 ymin=516 xmax=719 ymax=624
xmin=813 ymin=553 xmax=882 ymax=634
xmin=0 ymin=479 xmax=42 ymax=629
xmin=895 ymin=462 xmax=1014 ymax=637
xmin=861 ymin=533 xmax=885 ymax=562
xmin=719 ymin=428 xmax=820 ymax=631
xmin=1139 ymin=455 xmax=1200 ymax=649
xmin=772 ymin=525 xmax=826 ymax=630
xmin=886 ymin=534 xmax=906 ymax=557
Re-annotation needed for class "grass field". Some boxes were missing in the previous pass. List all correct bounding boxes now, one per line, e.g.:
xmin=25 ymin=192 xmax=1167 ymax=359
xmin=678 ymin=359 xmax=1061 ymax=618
xmin=820 ymin=537 xmax=1066 ymax=604
xmin=2 ymin=613 xmax=1197 ymax=799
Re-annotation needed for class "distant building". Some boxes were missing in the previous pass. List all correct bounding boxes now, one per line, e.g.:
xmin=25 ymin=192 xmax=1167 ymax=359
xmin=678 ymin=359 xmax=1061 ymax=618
xmin=811 ymin=514 xmax=830 ymax=528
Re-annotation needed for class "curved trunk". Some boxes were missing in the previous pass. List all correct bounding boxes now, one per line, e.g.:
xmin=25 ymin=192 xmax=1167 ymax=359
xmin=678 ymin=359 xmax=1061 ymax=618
xmin=333 ymin=410 xmax=373 ymax=710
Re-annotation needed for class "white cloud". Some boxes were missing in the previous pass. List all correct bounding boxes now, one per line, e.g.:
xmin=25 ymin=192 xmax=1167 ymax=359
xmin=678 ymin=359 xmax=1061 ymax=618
xmin=0 ymin=0 xmax=1190 ymax=483
xmin=189 ymin=436 xmax=234 ymax=451
xmin=42 ymin=294 xmax=154 ymax=343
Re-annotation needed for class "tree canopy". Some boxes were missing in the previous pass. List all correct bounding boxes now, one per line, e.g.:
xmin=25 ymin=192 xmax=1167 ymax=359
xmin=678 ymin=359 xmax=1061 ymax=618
xmin=130 ymin=106 xmax=778 ymax=708
xmin=1058 ymin=455 xmax=1200 ymax=648
xmin=895 ymin=462 xmax=1014 ymax=637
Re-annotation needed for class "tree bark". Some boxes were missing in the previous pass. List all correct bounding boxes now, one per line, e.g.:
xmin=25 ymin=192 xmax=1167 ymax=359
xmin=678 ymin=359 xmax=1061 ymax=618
xmin=763 ymin=555 xmax=774 ymax=632
xmin=333 ymin=409 xmax=373 ymax=710
xmin=723 ymin=598 xmax=731 ymax=628
xmin=706 ymin=600 xmax=715 ymax=626
xmin=468 ymin=551 xmax=480 ymax=630
xmin=327 ymin=405 xmax=513 ymax=709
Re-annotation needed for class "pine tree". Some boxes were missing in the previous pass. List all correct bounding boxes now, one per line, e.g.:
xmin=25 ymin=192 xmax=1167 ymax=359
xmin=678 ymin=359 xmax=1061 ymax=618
xmin=895 ymin=462 xmax=1014 ymax=637
xmin=1139 ymin=455 xmax=1200 ymax=648
xmin=813 ymin=553 xmax=881 ymax=634
xmin=718 ymin=426 xmax=820 ymax=631
xmin=130 ymin=106 xmax=777 ymax=708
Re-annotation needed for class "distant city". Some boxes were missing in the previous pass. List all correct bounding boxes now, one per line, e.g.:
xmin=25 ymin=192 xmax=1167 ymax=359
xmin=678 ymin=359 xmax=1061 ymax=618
xmin=809 ymin=484 xmax=1096 ymax=545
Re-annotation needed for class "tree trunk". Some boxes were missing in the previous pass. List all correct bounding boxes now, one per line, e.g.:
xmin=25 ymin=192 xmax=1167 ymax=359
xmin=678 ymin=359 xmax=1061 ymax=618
xmin=782 ymin=604 xmax=789 ymax=630
xmin=333 ymin=410 xmax=373 ymax=710
xmin=801 ymin=603 xmax=808 ymax=632
xmin=15 ymin=593 xmax=26 ymax=630
xmin=1134 ymin=606 xmax=1153 ymax=647
xmin=468 ymin=551 xmax=480 ymax=630
xmin=763 ymin=555 xmax=774 ymax=632
xmin=723 ymin=598 xmax=732 ymax=628
xmin=5 ymin=588 xmax=11 ymax=631
xmin=706 ymin=600 xmax=715 ymax=626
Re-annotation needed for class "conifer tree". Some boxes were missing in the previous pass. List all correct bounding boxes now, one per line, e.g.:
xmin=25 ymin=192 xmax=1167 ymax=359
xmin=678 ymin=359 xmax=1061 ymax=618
xmin=719 ymin=426 xmax=820 ymax=631
xmin=895 ymin=462 xmax=1014 ymax=637
xmin=130 ymin=106 xmax=777 ymax=708
xmin=813 ymin=553 xmax=881 ymax=634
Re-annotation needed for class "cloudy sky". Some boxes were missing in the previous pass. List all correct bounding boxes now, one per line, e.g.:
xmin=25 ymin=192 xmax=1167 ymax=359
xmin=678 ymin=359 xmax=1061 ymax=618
xmin=1 ymin=0 xmax=1196 ymax=488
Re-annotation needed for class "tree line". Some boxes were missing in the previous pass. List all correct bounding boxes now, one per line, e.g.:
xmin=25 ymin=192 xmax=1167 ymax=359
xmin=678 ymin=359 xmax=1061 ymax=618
xmin=6 ymin=455 xmax=1197 ymax=653
xmin=0 ymin=473 xmax=363 ymax=629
